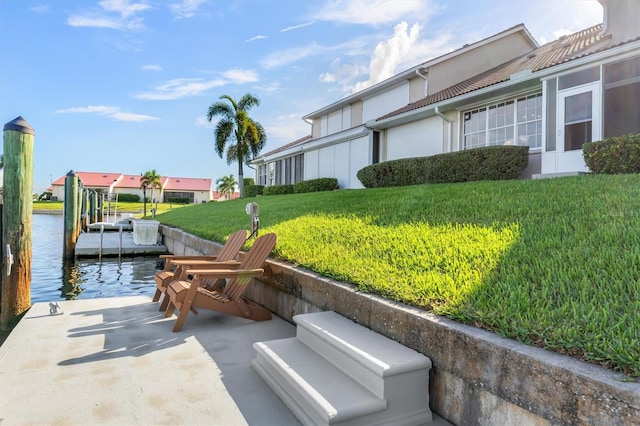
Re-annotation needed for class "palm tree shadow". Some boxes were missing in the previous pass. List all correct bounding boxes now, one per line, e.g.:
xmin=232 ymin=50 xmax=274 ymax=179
xmin=58 ymin=301 xmax=186 ymax=366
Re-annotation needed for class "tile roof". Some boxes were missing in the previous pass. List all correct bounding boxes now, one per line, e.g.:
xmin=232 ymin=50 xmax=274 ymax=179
xmin=163 ymin=176 xmax=212 ymax=192
xmin=50 ymin=172 xmax=122 ymax=188
xmin=377 ymin=24 xmax=627 ymax=121
xmin=51 ymin=172 xmax=212 ymax=192
xmin=117 ymin=174 xmax=143 ymax=189
xmin=258 ymin=135 xmax=312 ymax=158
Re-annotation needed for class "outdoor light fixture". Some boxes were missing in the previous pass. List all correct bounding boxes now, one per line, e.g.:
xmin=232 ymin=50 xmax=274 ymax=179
xmin=246 ymin=202 xmax=259 ymax=238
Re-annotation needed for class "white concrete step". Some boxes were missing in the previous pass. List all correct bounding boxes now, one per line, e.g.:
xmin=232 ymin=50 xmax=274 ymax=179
xmin=252 ymin=337 xmax=387 ymax=425
xmin=294 ymin=311 xmax=432 ymax=399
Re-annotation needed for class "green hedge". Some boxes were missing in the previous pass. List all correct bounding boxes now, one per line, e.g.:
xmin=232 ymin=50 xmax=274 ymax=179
xmin=167 ymin=197 xmax=190 ymax=204
xmin=117 ymin=193 xmax=140 ymax=202
xmin=243 ymin=178 xmax=255 ymax=187
xmin=263 ymin=184 xmax=294 ymax=196
xmin=357 ymin=145 xmax=529 ymax=188
xmin=294 ymin=178 xmax=339 ymax=193
xmin=583 ymin=133 xmax=640 ymax=174
xmin=245 ymin=185 xmax=264 ymax=197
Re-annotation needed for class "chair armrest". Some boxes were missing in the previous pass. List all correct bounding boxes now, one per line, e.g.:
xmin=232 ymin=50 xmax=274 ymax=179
xmin=187 ymin=268 xmax=264 ymax=279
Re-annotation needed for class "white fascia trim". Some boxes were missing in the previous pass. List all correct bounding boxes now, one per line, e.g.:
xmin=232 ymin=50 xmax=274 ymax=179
xmin=369 ymin=41 xmax=640 ymax=130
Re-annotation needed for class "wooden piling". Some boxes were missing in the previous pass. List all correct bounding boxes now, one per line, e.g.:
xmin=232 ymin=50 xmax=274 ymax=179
xmin=89 ymin=191 xmax=97 ymax=224
xmin=1 ymin=116 xmax=34 ymax=329
xmin=63 ymin=170 xmax=79 ymax=261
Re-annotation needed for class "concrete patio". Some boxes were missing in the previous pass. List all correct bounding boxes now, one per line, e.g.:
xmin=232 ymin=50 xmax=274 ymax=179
xmin=0 ymin=295 xmax=300 ymax=425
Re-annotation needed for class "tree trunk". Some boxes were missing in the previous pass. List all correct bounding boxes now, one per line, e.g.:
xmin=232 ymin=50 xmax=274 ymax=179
xmin=238 ymin=162 xmax=244 ymax=199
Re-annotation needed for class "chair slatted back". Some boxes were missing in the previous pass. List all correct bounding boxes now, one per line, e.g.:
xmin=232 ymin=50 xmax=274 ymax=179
xmin=200 ymin=229 xmax=247 ymax=288
xmin=225 ymin=233 xmax=277 ymax=300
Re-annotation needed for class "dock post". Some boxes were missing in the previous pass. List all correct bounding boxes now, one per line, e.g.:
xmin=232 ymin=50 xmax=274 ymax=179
xmin=63 ymin=170 xmax=79 ymax=261
xmin=75 ymin=182 xmax=83 ymax=239
xmin=1 ymin=117 xmax=34 ymax=329
xmin=97 ymin=191 xmax=104 ymax=222
xmin=80 ymin=188 xmax=88 ymax=231
xmin=89 ymin=191 xmax=97 ymax=224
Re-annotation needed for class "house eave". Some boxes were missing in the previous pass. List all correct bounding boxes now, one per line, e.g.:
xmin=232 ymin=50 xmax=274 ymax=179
xmin=369 ymin=40 xmax=640 ymax=129
xmin=303 ymin=24 xmax=538 ymax=120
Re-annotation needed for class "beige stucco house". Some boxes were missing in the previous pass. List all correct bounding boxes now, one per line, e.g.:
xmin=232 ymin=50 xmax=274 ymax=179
xmin=252 ymin=0 xmax=640 ymax=188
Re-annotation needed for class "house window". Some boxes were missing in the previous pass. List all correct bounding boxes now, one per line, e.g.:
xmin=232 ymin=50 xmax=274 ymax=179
xmin=258 ymin=165 xmax=267 ymax=185
xmin=285 ymin=157 xmax=293 ymax=184
xmin=372 ymin=131 xmax=381 ymax=163
xmin=294 ymin=154 xmax=304 ymax=182
xmin=603 ymin=55 xmax=640 ymax=138
xmin=268 ymin=163 xmax=275 ymax=186
xmin=463 ymin=93 xmax=542 ymax=149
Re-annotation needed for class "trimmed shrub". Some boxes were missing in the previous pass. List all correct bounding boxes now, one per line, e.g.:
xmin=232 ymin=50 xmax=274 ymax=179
xmin=294 ymin=178 xmax=339 ymax=193
xmin=243 ymin=177 xmax=255 ymax=187
xmin=117 ymin=193 xmax=140 ymax=202
xmin=167 ymin=197 xmax=190 ymax=204
xmin=357 ymin=145 xmax=529 ymax=188
xmin=245 ymin=185 xmax=264 ymax=197
xmin=583 ymin=133 xmax=640 ymax=174
xmin=263 ymin=184 xmax=294 ymax=196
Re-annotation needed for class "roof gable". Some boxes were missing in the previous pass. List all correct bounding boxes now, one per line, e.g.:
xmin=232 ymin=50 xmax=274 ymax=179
xmin=376 ymin=24 xmax=622 ymax=122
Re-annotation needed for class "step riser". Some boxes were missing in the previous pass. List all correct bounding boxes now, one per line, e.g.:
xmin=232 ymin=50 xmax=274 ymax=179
xmin=252 ymin=353 xmax=329 ymax=425
xmin=253 ymin=351 xmax=432 ymax=426
xmin=297 ymin=325 xmax=385 ymax=398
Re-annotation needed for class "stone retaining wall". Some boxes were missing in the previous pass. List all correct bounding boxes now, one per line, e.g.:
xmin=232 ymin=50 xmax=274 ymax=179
xmin=160 ymin=226 xmax=640 ymax=425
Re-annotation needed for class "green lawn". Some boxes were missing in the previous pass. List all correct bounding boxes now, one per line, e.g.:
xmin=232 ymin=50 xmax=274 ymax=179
xmin=33 ymin=200 xmax=190 ymax=216
xmin=156 ymin=175 xmax=638 ymax=377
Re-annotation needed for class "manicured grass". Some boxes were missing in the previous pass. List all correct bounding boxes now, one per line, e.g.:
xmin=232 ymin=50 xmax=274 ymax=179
xmin=33 ymin=200 xmax=190 ymax=216
xmin=157 ymin=175 xmax=640 ymax=377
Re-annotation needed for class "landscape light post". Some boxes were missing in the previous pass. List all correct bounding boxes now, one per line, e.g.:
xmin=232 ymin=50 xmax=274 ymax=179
xmin=143 ymin=183 xmax=147 ymax=218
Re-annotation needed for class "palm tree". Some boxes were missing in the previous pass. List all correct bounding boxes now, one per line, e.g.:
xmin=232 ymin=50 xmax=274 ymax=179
xmin=207 ymin=93 xmax=266 ymax=198
xmin=216 ymin=174 xmax=237 ymax=200
xmin=140 ymin=169 xmax=162 ymax=203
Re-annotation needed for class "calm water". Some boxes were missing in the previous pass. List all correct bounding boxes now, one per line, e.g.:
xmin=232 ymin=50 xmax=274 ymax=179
xmin=31 ymin=214 xmax=160 ymax=303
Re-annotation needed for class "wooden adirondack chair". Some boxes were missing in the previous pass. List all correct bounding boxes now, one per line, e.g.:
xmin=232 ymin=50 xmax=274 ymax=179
xmin=164 ymin=233 xmax=277 ymax=332
xmin=152 ymin=229 xmax=247 ymax=311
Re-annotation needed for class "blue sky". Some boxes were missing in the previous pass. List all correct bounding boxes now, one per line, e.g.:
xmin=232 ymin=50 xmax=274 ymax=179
xmin=0 ymin=0 xmax=603 ymax=194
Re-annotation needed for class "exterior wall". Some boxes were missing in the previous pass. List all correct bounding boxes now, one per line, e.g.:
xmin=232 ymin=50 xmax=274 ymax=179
xmin=363 ymin=82 xmax=410 ymax=122
xmin=351 ymin=101 xmax=363 ymax=127
xmin=312 ymin=121 xmax=321 ymax=139
xmin=160 ymin=225 xmax=640 ymax=426
xmin=428 ymin=32 xmax=535 ymax=94
xmin=51 ymin=185 xmax=65 ymax=201
xmin=302 ymin=135 xmax=368 ymax=189
xmin=304 ymin=150 xmax=319 ymax=180
xmin=385 ymin=117 xmax=443 ymax=161
xmin=603 ymin=0 xmax=640 ymax=45
xmin=409 ymin=75 xmax=427 ymax=102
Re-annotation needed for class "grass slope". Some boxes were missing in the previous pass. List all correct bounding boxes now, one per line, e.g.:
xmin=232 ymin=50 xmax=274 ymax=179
xmin=156 ymin=175 xmax=640 ymax=377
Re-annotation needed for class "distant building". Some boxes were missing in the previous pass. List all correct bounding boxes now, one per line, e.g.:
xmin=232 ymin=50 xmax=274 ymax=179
xmin=49 ymin=172 xmax=213 ymax=203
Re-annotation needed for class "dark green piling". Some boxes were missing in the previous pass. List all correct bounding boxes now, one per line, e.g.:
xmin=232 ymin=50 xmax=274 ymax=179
xmin=63 ymin=170 xmax=79 ymax=261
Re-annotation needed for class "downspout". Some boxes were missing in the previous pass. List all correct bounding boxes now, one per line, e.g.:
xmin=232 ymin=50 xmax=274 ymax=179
xmin=435 ymin=106 xmax=453 ymax=153
xmin=415 ymin=68 xmax=428 ymax=96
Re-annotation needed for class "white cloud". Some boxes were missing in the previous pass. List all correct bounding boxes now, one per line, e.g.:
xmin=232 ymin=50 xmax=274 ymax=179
xmin=265 ymin=113 xmax=311 ymax=143
xmin=134 ymin=78 xmax=226 ymax=100
xmin=195 ymin=115 xmax=215 ymax=128
xmin=260 ymin=43 xmax=321 ymax=69
xmin=29 ymin=5 xmax=50 ymax=13
xmin=142 ymin=64 xmax=162 ymax=71
xmin=67 ymin=0 xmax=150 ymax=31
xmin=260 ymin=37 xmax=369 ymax=70
xmin=352 ymin=21 xmax=421 ymax=92
xmin=246 ymin=35 xmax=268 ymax=42
xmin=170 ymin=0 xmax=206 ymax=19
xmin=310 ymin=0 xmax=432 ymax=26
xmin=55 ymin=105 xmax=158 ymax=122
xmin=281 ymin=21 xmax=314 ymax=32
xmin=134 ymin=69 xmax=258 ymax=100
xmin=221 ymin=69 xmax=259 ymax=84
xmin=553 ymin=29 xmax=573 ymax=39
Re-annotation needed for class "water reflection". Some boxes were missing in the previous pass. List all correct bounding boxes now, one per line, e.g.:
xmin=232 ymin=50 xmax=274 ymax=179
xmin=32 ymin=214 xmax=159 ymax=303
